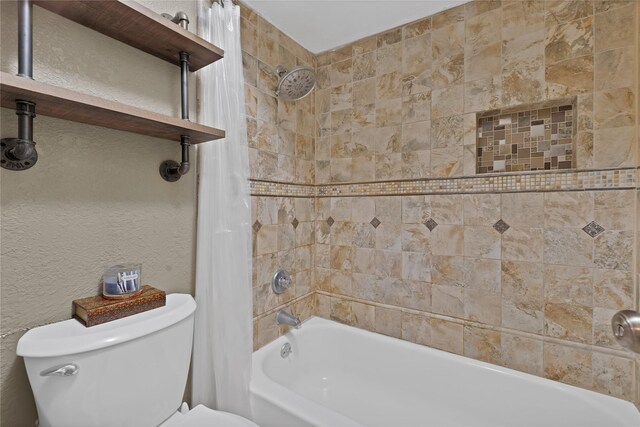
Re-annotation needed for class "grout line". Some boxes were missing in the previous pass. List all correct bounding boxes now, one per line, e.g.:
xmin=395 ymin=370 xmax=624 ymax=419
xmin=252 ymin=291 xmax=316 ymax=322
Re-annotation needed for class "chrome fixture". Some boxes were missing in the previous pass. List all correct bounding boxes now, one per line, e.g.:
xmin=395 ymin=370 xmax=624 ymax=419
xmin=276 ymin=310 xmax=301 ymax=329
xmin=272 ymin=269 xmax=292 ymax=294
xmin=161 ymin=11 xmax=189 ymax=30
xmin=275 ymin=65 xmax=316 ymax=101
xmin=612 ymin=310 xmax=640 ymax=353
xmin=40 ymin=363 xmax=78 ymax=377
xmin=280 ymin=342 xmax=292 ymax=358
xmin=2 ymin=0 xmax=38 ymax=171
xmin=159 ymin=51 xmax=191 ymax=182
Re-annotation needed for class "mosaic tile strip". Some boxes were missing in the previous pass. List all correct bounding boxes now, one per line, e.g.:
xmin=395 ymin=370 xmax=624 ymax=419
xmin=315 ymin=169 xmax=636 ymax=197
xmin=250 ymin=169 xmax=636 ymax=198
xmin=477 ymin=100 xmax=576 ymax=174
xmin=249 ymin=180 xmax=316 ymax=197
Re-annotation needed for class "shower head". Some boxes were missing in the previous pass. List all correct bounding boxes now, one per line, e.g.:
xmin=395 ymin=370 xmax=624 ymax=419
xmin=275 ymin=65 xmax=316 ymax=101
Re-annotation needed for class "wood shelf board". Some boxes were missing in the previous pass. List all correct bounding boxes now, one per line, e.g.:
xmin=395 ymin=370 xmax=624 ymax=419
xmin=0 ymin=73 xmax=224 ymax=144
xmin=33 ymin=0 xmax=224 ymax=71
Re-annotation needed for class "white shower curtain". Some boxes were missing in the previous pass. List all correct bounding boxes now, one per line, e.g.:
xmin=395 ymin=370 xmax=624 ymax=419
xmin=192 ymin=0 xmax=252 ymax=418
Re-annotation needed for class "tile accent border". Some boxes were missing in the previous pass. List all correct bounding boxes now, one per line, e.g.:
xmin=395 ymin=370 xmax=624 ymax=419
xmin=251 ymin=168 xmax=637 ymax=197
xmin=249 ymin=179 xmax=316 ymax=197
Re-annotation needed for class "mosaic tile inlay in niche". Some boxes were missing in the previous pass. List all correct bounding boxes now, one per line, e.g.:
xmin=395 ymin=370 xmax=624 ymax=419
xmin=476 ymin=101 xmax=576 ymax=174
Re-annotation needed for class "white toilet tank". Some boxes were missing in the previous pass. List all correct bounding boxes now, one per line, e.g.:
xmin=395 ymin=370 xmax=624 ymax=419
xmin=17 ymin=294 xmax=197 ymax=427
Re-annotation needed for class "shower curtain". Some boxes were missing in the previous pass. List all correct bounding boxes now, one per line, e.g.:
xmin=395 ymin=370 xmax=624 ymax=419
xmin=192 ymin=0 xmax=252 ymax=418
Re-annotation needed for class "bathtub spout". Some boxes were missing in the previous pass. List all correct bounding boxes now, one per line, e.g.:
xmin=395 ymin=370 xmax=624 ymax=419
xmin=276 ymin=310 xmax=301 ymax=329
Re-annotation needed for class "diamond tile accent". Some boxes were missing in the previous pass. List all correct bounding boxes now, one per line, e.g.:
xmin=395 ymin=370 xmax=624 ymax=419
xmin=326 ymin=216 xmax=335 ymax=226
xmin=252 ymin=220 xmax=262 ymax=233
xmin=493 ymin=219 xmax=510 ymax=234
xmin=291 ymin=218 xmax=299 ymax=229
xmin=582 ymin=221 xmax=605 ymax=238
xmin=370 ymin=217 xmax=381 ymax=228
xmin=424 ymin=218 xmax=438 ymax=231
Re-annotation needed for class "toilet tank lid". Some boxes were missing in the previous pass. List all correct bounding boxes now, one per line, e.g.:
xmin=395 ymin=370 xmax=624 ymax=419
xmin=17 ymin=294 xmax=196 ymax=358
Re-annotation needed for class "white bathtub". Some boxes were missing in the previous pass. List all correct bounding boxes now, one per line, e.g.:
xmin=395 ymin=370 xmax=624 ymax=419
xmin=251 ymin=317 xmax=640 ymax=427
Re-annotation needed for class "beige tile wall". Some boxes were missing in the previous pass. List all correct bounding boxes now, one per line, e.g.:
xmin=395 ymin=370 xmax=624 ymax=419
xmin=251 ymin=196 xmax=317 ymax=349
xmin=240 ymin=7 xmax=316 ymax=185
xmin=635 ymin=0 xmax=639 ymax=405
xmin=308 ymin=0 xmax=639 ymax=404
xmin=243 ymin=0 xmax=640 ymax=405
xmin=315 ymin=190 xmax=636 ymax=401
xmin=240 ymin=6 xmax=318 ymax=346
xmin=314 ymin=0 xmax=636 ymax=182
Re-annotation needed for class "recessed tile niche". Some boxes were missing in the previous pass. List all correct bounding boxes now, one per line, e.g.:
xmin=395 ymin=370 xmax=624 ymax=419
xmin=476 ymin=98 xmax=576 ymax=174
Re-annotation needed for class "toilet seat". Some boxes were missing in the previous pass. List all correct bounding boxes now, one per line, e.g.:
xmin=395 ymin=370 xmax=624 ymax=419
xmin=161 ymin=404 xmax=259 ymax=427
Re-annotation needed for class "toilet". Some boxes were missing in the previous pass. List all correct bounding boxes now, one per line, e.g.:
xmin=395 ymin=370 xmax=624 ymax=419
xmin=16 ymin=294 xmax=258 ymax=427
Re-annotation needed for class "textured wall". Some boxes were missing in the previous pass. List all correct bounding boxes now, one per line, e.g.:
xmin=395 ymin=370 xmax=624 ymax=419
xmin=0 ymin=1 xmax=198 ymax=425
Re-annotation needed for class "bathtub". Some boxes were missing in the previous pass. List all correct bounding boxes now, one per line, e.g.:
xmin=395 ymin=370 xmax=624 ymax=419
xmin=251 ymin=317 xmax=640 ymax=427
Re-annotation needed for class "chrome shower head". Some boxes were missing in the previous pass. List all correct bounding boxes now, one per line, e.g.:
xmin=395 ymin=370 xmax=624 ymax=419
xmin=275 ymin=65 xmax=316 ymax=101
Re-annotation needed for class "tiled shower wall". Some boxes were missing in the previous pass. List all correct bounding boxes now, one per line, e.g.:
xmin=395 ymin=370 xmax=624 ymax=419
xmin=243 ymin=0 xmax=640 ymax=404
xmin=314 ymin=0 xmax=636 ymax=182
xmin=315 ymin=191 xmax=636 ymax=401
xmin=239 ymin=7 xmax=318 ymax=349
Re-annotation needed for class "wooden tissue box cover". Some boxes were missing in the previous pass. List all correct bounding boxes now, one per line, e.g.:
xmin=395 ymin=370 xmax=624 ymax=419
xmin=73 ymin=285 xmax=166 ymax=327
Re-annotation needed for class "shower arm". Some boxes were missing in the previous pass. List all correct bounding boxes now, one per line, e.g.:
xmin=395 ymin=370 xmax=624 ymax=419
xmin=1 ymin=0 xmax=39 ymax=171
xmin=159 ymin=51 xmax=192 ymax=182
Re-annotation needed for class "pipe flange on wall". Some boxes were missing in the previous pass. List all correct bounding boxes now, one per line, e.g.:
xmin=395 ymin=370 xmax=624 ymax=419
xmin=1 ymin=138 xmax=38 ymax=171
xmin=2 ymin=99 xmax=38 ymax=171
xmin=159 ymin=160 xmax=182 ymax=182
xmin=159 ymin=135 xmax=191 ymax=182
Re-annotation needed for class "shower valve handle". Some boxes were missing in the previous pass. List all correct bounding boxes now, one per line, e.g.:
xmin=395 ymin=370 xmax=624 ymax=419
xmin=272 ymin=269 xmax=291 ymax=294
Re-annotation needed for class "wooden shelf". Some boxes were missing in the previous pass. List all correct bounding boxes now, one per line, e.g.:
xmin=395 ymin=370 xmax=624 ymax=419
xmin=33 ymin=0 xmax=224 ymax=71
xmin=0 ymin=72 xmax=225 ymax=144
